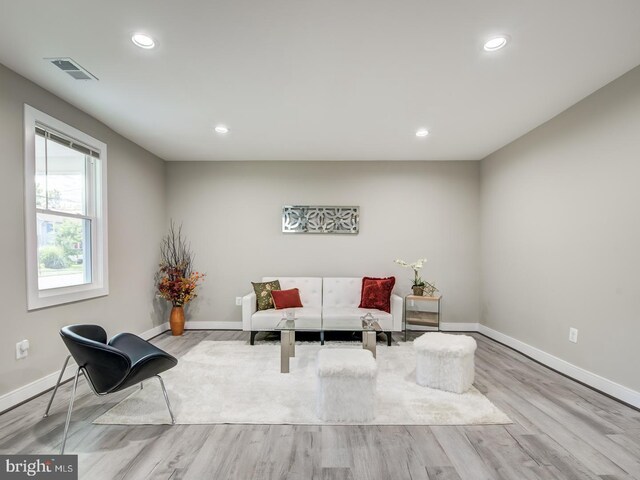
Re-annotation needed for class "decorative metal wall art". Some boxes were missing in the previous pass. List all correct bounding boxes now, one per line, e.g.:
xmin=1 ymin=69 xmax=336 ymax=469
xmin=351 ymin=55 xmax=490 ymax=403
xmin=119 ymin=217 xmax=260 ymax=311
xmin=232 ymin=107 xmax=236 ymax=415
xmin=282 ymin=205 xmax=360 ymax=234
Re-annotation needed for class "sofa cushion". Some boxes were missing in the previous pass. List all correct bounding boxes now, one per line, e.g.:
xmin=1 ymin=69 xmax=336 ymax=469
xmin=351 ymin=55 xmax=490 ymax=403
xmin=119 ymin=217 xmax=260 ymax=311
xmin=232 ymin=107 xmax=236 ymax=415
xmin=262 ymin=277 xmax=322 ymax=308
xmin=322 ymin=307 xmax=394 ymax=331
xmin=271 ymin=288 xmax=304 ymax=309
xmin=323 ymin=277 xmax=362 ymax=308
xmin=251 ymin=307 xmax=322 ymax=331
xmin=252 ymin=280 xmax=281 ymax=311
xmin=359 ymin=277 xmax=395 ymax=313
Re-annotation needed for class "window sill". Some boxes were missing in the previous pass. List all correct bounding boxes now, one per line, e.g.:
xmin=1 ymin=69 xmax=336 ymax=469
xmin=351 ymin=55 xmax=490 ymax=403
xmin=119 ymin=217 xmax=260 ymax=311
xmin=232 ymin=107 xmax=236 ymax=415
xmin=27 ymin=285 xmax=109 ymax=311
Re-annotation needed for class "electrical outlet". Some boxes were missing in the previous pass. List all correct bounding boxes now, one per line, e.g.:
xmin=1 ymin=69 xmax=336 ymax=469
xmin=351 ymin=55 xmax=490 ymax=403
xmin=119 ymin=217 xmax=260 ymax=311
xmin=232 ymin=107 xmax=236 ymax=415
xmin=16 ymin=340 xmax=29 ymax=359
xmin=569 ymin=328 xmax=578 ymax=343
xmin=235 ymin=296 xmax=243 ymax=306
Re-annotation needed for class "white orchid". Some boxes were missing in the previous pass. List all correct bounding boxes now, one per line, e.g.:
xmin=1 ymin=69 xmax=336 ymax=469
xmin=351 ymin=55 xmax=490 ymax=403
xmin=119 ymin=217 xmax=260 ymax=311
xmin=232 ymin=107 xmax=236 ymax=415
xmin=395 ymin=258 xmax=427 ymax=270
xmin=394 ymin=258 xmax=428 ymax=287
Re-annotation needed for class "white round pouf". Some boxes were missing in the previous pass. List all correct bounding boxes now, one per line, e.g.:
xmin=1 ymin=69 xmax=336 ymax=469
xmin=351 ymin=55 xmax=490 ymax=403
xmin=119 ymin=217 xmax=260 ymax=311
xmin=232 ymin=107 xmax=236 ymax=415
xmin=414 ymin=332 xmax=477 ymax=393
xmin=316 ymin=349 xmax=377 ymax=422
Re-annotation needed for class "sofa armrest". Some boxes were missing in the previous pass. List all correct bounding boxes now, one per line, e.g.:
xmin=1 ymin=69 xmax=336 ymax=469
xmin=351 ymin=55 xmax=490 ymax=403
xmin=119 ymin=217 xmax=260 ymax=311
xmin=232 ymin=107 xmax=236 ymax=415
xmin=242 ymin=292 xmax=257 ymax=331
xmin=391 ymin=294 xmax=403 ymax=332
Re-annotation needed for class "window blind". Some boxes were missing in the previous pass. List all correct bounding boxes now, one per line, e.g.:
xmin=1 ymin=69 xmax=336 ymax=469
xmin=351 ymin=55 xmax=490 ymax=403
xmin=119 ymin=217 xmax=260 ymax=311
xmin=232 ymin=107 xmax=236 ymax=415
xmin=35 ymin=126 xmax=100 ymax=158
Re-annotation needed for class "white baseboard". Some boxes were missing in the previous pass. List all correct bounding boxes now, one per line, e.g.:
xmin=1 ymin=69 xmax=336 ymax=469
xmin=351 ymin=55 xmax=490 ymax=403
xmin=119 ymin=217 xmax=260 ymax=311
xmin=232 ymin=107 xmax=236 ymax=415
xmin=138 ymin=321 xmax=243 ymax=334
xmin=0 ymin=322 xmax=172 ymax=414
xmin=184 ymin=321 xmax=242 ymax=330
xmin=0 ymin=359 xmax=79 ymax=414
xmin=478 ymin=324 xmax=640 ymax=409
xmin=440 ymin=322 xmax=479 ymax=332
xmin=407 ymin=322 xmax=478 ymax=332
xmin=142 ymin=322 xmax=170 ymax=338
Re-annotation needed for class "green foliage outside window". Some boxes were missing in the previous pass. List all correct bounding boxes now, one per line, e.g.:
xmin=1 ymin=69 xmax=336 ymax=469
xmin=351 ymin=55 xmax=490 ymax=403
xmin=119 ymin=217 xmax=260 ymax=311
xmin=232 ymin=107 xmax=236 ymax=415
xmin=55 ymin=219 xmax=83 ymax=262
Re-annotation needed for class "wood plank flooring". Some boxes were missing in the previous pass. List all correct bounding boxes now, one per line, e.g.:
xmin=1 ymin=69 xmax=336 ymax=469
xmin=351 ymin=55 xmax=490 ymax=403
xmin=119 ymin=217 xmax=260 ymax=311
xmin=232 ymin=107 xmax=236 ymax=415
xmin=1 ymin=330 xmax=639 ymax=480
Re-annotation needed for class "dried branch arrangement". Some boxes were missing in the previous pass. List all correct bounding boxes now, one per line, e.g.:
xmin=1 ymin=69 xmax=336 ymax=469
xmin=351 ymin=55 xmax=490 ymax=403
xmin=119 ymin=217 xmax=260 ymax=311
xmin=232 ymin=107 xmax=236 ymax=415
xmin=160 ymin=221 xmax=193 ymax=276
xmin=156 ymin=221 xmax=205 ymax=307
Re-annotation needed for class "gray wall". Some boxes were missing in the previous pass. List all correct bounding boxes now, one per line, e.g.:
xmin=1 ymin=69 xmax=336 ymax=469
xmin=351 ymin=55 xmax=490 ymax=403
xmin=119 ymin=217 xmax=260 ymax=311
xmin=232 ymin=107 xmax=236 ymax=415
xmin=481 ymin=65 xmax=640 ymax=392
xmin=0 ymin=63 xmax=167 ymax=396
xmin=6 ymin=51 xmax=638 ymax=403
xmin=166 ymin=161 xmax=481 ymax=327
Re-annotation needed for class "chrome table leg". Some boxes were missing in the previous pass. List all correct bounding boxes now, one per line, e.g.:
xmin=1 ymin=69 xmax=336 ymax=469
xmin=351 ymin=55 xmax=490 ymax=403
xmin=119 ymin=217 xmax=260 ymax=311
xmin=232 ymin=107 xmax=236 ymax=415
xmin=363 ymin=331 xmax=377 ymax=358
xmin=281 ymin=330 xmax=295 ymax=373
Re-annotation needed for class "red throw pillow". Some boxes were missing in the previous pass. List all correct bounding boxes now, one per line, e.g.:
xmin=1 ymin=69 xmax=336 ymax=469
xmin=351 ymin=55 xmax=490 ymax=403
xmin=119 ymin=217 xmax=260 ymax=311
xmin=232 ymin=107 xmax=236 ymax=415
xmin=359 ymin=276 xmax=396 ymax=313
xmin=271 ymin=288 xmax=304 ymax=309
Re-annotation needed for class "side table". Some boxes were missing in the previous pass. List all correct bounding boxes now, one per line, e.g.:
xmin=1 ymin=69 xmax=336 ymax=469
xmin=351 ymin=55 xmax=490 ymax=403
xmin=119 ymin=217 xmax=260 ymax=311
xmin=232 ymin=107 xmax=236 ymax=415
xmin=404 ymin=294 xmax=441 ymax=341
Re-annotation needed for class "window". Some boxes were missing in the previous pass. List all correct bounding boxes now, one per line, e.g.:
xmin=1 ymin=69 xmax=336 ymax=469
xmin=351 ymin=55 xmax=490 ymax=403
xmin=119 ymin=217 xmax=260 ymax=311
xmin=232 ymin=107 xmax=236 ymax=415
xmin=24 ymin=105 xmax=108 ymax=309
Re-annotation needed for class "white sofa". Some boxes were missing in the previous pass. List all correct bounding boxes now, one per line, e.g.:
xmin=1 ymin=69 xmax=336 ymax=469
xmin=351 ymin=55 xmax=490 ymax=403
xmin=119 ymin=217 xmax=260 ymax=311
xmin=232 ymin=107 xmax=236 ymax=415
xmin=242 ymin=277 xmax=403 ymax=345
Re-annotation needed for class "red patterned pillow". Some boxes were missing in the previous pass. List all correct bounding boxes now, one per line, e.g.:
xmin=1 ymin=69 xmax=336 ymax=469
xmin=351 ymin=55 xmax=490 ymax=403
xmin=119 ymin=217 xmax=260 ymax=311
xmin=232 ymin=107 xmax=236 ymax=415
xmin=271 ymin=288 xmax=304 ymax=309
xmin=359 ymin=276 xmax=396 ymax=313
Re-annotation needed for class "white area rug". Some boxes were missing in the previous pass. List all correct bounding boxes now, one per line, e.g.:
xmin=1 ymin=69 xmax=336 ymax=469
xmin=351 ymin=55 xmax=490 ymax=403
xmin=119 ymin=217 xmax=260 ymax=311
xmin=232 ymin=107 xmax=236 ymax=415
xmin=94 ymin=341 xmax=511 ymax=426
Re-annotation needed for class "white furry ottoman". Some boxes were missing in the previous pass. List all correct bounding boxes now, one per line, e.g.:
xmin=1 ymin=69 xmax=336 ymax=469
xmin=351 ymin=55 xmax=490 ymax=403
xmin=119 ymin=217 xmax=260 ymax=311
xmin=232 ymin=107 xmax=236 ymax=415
xmin=414 ymin=332 xmax=477 ymax=394
xmin=316 ymin=349 xmax=377 ymax=422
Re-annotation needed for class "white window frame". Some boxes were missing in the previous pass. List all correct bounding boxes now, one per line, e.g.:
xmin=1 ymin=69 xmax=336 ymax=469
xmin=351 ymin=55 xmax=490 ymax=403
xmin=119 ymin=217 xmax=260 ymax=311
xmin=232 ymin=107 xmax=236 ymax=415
xmin=24 ymin=104 xmax=109 ymax=310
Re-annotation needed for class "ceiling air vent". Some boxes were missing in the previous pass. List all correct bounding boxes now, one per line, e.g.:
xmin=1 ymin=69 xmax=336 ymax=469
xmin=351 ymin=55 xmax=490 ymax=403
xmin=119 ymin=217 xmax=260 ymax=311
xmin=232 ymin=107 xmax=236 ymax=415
xmin=46 ymin=57 xmax=98 ymax=81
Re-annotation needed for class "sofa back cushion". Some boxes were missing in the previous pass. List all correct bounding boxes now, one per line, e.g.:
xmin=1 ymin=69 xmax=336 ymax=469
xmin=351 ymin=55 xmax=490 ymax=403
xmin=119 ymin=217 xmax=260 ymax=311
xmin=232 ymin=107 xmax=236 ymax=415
xmin=322 ymin=278 xmax=362 ymax=308
xmin=262 ymin=277 xmax=322 ymax=308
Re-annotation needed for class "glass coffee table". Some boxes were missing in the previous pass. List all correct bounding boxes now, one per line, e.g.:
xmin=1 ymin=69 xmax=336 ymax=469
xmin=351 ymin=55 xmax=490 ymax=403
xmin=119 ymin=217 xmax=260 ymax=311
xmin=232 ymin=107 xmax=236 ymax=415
xmin=324 ymin=317 xmax=382 ymax=358
xmin=275 ymin=317 xmax=381 ymax=373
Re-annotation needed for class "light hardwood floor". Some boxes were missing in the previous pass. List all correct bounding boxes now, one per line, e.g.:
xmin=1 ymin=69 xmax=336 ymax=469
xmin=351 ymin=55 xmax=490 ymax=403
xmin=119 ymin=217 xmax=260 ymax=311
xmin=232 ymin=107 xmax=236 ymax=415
xmin=1 ymin=330 xmax=640 ymax=480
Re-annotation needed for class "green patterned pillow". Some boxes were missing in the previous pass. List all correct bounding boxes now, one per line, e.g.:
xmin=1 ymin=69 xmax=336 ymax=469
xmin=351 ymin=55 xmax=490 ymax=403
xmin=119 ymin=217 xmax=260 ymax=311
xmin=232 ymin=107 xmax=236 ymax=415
xmin=252 ymin=280 xmax=281 ymax=311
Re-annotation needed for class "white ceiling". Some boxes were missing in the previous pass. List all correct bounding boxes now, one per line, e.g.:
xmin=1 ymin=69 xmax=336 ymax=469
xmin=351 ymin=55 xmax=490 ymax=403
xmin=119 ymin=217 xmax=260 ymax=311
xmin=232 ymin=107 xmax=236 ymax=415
xmin=1 ymin=0 xmax=640 ymax=161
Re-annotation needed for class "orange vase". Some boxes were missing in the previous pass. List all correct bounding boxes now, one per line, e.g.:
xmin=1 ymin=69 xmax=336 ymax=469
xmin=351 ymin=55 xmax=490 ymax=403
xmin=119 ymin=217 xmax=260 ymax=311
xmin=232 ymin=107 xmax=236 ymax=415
xmin=170 ymin=306 xmax=185 ymax=336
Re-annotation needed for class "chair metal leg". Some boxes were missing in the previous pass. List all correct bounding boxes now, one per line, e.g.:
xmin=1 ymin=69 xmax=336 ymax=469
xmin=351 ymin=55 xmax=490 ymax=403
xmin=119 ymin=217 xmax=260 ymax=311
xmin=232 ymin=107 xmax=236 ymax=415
xmin=156 ymin=375 xmax=175 ymax=424
xmin=60 ymin=367 xmax=81 ymax=455
xmin=44 ymin=355 xmax=71 ymax=418
xmin=140 ymin=382 xmax=144 ymax=390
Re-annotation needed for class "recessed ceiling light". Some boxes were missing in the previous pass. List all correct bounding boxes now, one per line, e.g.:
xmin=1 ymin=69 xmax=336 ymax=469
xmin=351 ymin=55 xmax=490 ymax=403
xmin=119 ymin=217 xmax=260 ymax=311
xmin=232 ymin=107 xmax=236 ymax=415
xmin=416 ymin=129 xmax=429 ymax=137
xmin=131 ymin=33 xmax=155 ymax=49
xmin=214 ymin=125 xmax=229 ymax=134
xmin=483 ymin=36 xmax=508 ymax=52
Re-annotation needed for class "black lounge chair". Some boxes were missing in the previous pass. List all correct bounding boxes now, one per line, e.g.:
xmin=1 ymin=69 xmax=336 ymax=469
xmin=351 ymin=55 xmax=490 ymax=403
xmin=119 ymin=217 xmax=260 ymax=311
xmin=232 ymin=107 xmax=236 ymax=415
xmin=44 ymin=324 xmax=178 ymax=454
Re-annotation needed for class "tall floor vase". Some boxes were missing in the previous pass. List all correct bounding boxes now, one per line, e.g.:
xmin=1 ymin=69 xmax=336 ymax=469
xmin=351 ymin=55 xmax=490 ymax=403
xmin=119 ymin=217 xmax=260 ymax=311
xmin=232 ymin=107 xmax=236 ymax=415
xmin=170 ymin=306 xmax=185 ymax=336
